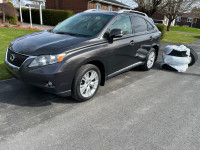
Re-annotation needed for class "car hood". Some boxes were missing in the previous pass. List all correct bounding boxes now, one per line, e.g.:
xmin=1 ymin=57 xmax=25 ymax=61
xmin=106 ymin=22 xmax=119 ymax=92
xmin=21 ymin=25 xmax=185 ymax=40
xmin=10 ymin=31 xmax=90 ymax=56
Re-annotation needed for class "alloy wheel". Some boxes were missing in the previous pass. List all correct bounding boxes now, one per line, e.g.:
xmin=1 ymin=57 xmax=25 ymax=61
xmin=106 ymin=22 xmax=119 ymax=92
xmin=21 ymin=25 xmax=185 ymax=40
xmin=80 ymin=70 xmax=99 ymax=98
xmin=147 ymin=51 xmax=156 ymax=69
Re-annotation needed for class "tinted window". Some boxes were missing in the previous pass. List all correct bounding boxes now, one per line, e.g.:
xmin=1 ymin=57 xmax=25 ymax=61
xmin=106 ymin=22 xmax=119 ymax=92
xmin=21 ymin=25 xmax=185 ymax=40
xmin=132 ymin=17 xmax=148 ymax=33
xmin=53 ymin=13 xmax=113 ymax=37
xmin=108 ymin=15 xmax=133 ymax=35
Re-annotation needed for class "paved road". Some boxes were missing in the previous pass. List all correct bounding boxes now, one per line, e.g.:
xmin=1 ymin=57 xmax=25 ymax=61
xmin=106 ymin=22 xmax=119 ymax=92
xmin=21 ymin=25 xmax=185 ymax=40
xmin=0 ymin=42 xmax=200 ymax=150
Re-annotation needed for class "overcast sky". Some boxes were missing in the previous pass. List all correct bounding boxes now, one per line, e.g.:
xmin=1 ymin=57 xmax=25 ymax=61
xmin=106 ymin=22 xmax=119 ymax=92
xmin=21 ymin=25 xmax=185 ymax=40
xmin=117 ymin=0 xmax=138 ymax=8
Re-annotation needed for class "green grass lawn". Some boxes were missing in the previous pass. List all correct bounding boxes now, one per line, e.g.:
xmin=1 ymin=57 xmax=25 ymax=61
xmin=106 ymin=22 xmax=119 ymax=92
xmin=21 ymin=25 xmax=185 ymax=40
xmin=170 ymin=26 xmax=200 ymax=34
xmin=0 ymin=27 xmax=39 ymax=80
xmin=161 ymin=31 xmax=200 ymax=44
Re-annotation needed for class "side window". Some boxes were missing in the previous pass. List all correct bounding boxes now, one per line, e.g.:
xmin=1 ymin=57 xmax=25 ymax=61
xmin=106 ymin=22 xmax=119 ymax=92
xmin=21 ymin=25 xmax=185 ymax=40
xmin=108 ymin=15 xmax=133 ymax=35
xmin=132 ymin=16 xmax=148 ymax=33
xmin=146 ymin=21 xmax=154 ymax=31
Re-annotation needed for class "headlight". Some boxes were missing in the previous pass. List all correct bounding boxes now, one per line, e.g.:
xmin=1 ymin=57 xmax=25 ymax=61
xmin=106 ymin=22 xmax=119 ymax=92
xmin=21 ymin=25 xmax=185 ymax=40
xmin=29 ymin=53 xmax=65 ymax=67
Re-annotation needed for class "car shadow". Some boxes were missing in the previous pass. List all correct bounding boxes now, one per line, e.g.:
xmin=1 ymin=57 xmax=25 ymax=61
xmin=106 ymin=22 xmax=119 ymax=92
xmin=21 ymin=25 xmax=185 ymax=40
xmin=0 ymin=79 xmax=78 ymax=107
xmin=0 ymin=61 xmax=198 ymax=108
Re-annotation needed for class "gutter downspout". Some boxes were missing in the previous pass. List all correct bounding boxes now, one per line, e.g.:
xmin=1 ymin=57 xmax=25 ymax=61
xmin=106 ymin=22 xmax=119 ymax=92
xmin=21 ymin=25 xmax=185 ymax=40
xmin=87 ymin=0 xmax=94 ymax=9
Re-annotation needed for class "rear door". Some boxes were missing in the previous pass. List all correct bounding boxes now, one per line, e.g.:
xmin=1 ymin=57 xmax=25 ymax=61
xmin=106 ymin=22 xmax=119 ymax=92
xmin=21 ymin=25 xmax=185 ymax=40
xmin=131 ymin=16 xmax=154 ymax=62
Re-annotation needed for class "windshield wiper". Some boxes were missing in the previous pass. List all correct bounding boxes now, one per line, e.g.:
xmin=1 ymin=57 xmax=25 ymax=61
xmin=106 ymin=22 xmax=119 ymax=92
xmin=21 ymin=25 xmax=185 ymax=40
xmin=55 ymin=31 xmax=69 ymax=35
xmin=54 ymin=31 xmax=89 ymax=37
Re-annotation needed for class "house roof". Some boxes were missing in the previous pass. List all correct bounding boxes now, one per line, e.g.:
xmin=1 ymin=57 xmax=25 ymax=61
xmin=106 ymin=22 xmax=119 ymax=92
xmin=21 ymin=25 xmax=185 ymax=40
xmin=94 ymin=0 xmax=132 ymax=9
xmin=179 ymin=13 xmax=199 ymax=18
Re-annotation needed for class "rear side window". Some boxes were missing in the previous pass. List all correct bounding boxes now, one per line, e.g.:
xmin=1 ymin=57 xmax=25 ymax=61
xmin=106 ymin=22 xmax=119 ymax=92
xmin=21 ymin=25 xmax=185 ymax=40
xmin=146 ymin=21 xmax=154 ymax=31
xmin=132 ymin=16 xmax=148 ymax=33
xmin=108 ymin=15 xmax=133 ymax=35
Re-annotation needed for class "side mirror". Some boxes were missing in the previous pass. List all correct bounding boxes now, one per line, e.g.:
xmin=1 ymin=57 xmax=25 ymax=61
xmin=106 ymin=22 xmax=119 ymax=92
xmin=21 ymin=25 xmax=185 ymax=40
xmin=109 ymin=29 xmax=123 ymax=38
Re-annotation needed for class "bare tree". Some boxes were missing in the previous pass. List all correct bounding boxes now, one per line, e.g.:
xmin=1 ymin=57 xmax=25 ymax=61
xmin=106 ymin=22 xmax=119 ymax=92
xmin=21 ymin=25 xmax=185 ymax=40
xmin=192 ymin=7 xmax=200 ymax=15
xmin=134 ymin=0 xmax=168 ymax=17
xmin=0 ymin=3 xmax=18 ymax=23
xmin=164 ymin=0 xmax=198 ymax=31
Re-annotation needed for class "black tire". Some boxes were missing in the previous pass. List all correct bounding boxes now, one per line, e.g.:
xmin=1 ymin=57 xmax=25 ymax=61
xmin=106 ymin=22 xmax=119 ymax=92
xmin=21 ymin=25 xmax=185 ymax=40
xmin=140 ymin=48 xmax=156 ymax=71
xmin=188 ymin=47 xmax=198 ymax=66
xmin=71 ymin=64 xmax=101 ymax=102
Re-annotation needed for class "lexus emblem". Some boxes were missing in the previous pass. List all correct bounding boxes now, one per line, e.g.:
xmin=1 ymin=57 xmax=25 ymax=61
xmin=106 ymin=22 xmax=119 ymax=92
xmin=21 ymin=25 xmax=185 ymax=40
xmin=10 ymin=54 xmax=15 ymax=62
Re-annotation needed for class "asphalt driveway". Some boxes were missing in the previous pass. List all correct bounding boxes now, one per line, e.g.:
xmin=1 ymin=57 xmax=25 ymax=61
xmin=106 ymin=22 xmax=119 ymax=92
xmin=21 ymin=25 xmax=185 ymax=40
xmin=0 ymin=41 xmax=200 ymax=150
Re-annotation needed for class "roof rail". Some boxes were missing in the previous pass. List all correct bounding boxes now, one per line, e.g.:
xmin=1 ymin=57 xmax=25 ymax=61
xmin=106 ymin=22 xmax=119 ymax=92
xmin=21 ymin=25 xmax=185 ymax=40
xmin=84 ymin=9 xmax=112 ymax=12
xmin=84 ymin=9 xmax=98 ymax=12
xmin=118 ymin=9 xmax=148 ymax=17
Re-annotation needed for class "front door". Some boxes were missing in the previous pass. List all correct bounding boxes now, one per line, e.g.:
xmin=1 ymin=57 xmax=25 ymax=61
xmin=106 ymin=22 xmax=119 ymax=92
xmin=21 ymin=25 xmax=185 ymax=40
xmin=106 ymin=15 xmax=137 ymax=75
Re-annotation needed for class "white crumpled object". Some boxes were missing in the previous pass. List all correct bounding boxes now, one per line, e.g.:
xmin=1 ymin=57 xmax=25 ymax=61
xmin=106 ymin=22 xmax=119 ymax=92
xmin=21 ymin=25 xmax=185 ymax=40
xmin=164 ymin=45 xmax=190 ymax=56
xmin=162 ymin=45 xmax=191 ymax=72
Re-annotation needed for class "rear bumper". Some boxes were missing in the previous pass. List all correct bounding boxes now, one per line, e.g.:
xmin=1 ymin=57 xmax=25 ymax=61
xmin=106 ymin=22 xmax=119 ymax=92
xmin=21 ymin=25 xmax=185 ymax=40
xmin=5 ymin=53 xmax=72 ymax=97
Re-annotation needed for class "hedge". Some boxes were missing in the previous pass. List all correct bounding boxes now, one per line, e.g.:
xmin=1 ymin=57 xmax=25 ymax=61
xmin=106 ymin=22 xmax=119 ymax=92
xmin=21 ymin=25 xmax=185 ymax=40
xmin=17 ymin=8 xmax=74 ymax=26
xmin=155 ymin=24 xmax=166 ymax=40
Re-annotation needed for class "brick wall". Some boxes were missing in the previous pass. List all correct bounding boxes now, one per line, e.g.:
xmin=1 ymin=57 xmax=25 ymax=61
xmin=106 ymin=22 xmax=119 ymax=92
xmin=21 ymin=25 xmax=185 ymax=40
xmin=46 ymin=0 xmax=88 ymax=13
xmin=152 ymin=13 xmax=165 ymax=20
xmin=176 ymin=17 xmax=200 ymax=28
xmin=46 ymin=0 xmax=123 ymax=13
xmin=89 ymin=2 xmax=121 ymax=11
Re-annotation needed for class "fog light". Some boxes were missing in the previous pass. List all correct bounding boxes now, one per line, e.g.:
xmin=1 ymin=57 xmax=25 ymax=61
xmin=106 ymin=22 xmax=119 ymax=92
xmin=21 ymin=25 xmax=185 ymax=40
xmin=47 ymin=81 xmax=53 ymax=87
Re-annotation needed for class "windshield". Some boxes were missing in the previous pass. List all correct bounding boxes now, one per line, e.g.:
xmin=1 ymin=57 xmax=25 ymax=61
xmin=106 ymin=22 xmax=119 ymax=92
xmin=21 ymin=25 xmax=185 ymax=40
xmin=53 ymin=13 xmax=114 ymax=37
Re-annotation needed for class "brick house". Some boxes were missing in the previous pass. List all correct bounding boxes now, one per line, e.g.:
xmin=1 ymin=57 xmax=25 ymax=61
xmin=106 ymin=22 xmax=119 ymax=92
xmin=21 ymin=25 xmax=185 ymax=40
xmin=151 ymin=12 xmax=175 ymax=26
xmin=46 ymin=0 xmax=132 ymax=13
xmin=176 ymin=13 xmax=200 ymax=28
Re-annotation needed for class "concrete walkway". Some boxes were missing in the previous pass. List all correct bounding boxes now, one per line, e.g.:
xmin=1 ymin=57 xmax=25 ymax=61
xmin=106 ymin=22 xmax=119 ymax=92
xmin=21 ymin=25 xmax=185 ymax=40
xmin=21 ymin=22 xmax=54 ymax=30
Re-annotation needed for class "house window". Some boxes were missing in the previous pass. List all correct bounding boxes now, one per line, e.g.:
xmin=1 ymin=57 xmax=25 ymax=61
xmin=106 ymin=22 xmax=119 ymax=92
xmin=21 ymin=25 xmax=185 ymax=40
xmin=118 ymin=7 xmax=121 ymax=11
xmin=108 ymin=6 xmax=112 ymax=11
xmin=95 ymin=3 xmax=101 ymax=10
xmin=177 ymin=17 xmax=181 ymax=22
xmin=187 ymin=18 xmax=192 ymax=22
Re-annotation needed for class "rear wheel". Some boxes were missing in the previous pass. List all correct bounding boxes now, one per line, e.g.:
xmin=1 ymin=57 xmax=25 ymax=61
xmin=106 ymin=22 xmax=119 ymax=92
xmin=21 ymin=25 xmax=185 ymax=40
xmin=72 ymin=64 xmax=101 ymax=102
xmin=140 ymin=48 xmax=156 ymax=71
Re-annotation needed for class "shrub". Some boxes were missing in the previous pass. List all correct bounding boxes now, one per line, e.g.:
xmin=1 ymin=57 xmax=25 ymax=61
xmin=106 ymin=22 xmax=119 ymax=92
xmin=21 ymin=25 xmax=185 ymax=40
xmin=0 ymin=3 xmax=18 ymax=23
xmin=7 ymin=15 xmax=18 ymax=24
xmin=155 ymin=24 xmax=166 ymax=40
xmin=6 ymin=2 xmax=18 ymax=25
xmin=7 ymin=1 xmax=14 ymax=7
xmin=17 ymin=8 xmax=74 ymax=26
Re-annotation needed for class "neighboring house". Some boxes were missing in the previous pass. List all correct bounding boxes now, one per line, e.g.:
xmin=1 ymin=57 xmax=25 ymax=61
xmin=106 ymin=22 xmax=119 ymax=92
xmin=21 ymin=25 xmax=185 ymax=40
xmin=0 ymin=0 xmax=7 ymax=3
xmin=46 ymin=0 xmax=132 ymax=13
xmin=176 ymin=13 xmax=200 ymax=28
xmin=152 ymin=12 xmax=175 ymax=26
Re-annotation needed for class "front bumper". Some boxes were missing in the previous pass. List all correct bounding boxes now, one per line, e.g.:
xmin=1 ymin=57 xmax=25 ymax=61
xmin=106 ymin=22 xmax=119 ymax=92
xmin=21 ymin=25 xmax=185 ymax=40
xmin=4 ymin=50 xmax=71 ymax=97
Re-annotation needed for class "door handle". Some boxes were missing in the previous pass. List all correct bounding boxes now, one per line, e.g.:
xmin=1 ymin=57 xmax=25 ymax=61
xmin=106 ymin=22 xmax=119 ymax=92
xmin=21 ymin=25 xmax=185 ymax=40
xmin=150 ymin=36 xmax=153 ymax=41
xmin=130 ymin=40 xmax=135 ymax=45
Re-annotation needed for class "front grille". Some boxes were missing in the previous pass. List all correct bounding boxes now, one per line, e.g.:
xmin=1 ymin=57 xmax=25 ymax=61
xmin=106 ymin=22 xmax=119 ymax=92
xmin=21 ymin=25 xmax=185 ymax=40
xmin=7 ymin=48 xmax=29 ymax=67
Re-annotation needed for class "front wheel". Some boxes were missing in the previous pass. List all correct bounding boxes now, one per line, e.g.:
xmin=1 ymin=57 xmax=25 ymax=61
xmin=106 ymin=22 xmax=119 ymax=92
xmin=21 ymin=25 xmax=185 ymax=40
xmin=140 ymin=48 xmax=156 ymax=71
xmin=72 ymin=64 xmax=101 ymax=102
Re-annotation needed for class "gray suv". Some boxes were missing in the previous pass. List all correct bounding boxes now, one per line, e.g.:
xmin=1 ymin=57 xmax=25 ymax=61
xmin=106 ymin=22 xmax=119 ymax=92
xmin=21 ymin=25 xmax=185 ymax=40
xmin=5 ymin=10 xmax=161 ymax=101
